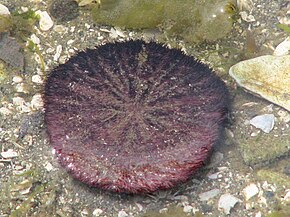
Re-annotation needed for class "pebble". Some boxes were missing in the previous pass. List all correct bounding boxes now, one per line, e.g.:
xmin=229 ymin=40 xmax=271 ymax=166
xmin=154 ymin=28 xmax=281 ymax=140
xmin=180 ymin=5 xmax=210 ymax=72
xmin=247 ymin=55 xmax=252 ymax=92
xmin=249 ymin=114 xmax=275 ymax=133
xmin=36 ymin=10 xmax=54 ymax=31
xmin=12 ymin=96 xmax=25 ymax=106
xmin=15 ymin=83 xmax=28 ymax=93
xmin=273 ymin=37 xmax=290 ymax=56
xmin=282 ymin=190 xmax=290 ymax=201
xmin=53 ymin=45 xmax=63 ymax=62
xmin=0 ymin=3 xmax=10 ymax=15
xmin=30 ymin=34 xmax=40 ymax=45
xmin=207 ymin=172 xmax=219 ymax=179
xmin=218 ymin=193 xmax=241 ymax=215
xmin=31 ymin=94 xmax=44 ymax=110
xmin=183 ymin=205 xmax=193 ymax=213
xmin=32 ymin=74 xmax=43 ymax=84
xmin=92 ymin=208 xmax=103 ymax=216
xmin=1 ymin=149 xmax=18 ymax=158
xmin=229 ymin=55 xmax=290 ymax=111
xmin=118 ymin=210 xmax=128 ymax=217
xmin=54 ymin=25 xmax=67 ymax=34
xmin=44 ymin=162 xmax=53 ymax=172
xmin=198 ymin=188 xmax=220 ymax=201
xmin=12 ymin=76 xmax=23 ymax=83
xmin=243 ymin=183 xmax=259 ymax=201
xmin=240 ymin=11 xmax=255 ymax=22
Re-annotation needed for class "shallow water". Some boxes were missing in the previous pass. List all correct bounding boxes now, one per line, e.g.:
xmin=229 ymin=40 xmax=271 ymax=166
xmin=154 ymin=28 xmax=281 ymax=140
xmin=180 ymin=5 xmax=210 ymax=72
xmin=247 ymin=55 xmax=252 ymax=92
xmin=0 ymin=0 xmax=289 ymax=216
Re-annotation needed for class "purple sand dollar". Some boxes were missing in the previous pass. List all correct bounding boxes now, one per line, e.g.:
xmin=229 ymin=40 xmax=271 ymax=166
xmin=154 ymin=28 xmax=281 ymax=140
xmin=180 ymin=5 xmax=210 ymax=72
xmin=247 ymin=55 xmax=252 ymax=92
xmin=44 ymin=40 xmax=229 ymax=193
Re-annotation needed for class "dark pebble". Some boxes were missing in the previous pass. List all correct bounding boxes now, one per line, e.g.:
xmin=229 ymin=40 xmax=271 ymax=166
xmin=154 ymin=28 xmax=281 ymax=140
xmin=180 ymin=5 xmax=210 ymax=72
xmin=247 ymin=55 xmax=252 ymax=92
xmin=49 ymin=0 xmax=79 ymax=22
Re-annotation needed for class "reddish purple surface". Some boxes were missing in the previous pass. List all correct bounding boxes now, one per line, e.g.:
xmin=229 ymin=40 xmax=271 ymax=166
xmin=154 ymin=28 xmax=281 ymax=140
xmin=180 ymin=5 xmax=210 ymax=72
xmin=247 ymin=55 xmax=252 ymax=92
xmin=44 ymin=40 xmax=229 ymax=193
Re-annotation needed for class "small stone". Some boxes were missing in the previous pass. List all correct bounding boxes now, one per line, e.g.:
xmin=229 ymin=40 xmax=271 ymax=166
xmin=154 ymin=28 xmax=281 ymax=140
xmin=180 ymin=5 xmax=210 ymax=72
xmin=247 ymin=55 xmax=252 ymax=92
xmin=183 ymin=205 xmax=193 ymax=213
xmin=207 ymin=172 xmax=219 ymax=179
xmin=243 ymin=183 xmax=259 ymax=201
xmin=250 ymin=114 xmax=275 ymax=133
xmin=54 ymin=25 xmax=67 ymax=34
xmin=1 ymin=149 xmax=18 ymax=158
xmin=118 ymin=210 xmax=128 ymax=217
xmin=255 ymin=211 xmax=262 ymax=217
xmin=199 ymin=188 xmax=220 ymax=201
xmin=0 ymin=107 xmax=12 ymax=115
xmin=12 ymin=96 xmax=25 ymax=106
xmin=0 ymin=3 xmax=10 ymax=16
xmin=240 ymin=11 xmax=255 ymax=22
xmin=274 ymin=37 xmax=290 ymax=56
xmin=218 ymin=193 xmax=241 ymax=215
xmin=30 ymin=34 xmax=40 ymax=45
xmin=92 ymin=208 xmax=103 ymax=216
xmin=15 ymin=83 xmax=28 ymax=93
xmin=36 ymin=10 xmax=54 ymax=31
xmin=53 ymin=45 xmax=62 ymax=62
xmin=32 ymin=75 xmax=43 ymax=84
xmin=283 ymin=190 xmax=290 ymax=201
xmin=12 ymin=76 xmax=23 ymax=83
xmin=31 ymin=94 xmax=44 ymax=110
xmin=229 ymin=55 xmax=290 ymax=111
xmin=44 ymin=162 xmax=53 ymax=172
xmin=49 ymin=0 xmax=79 ymax=22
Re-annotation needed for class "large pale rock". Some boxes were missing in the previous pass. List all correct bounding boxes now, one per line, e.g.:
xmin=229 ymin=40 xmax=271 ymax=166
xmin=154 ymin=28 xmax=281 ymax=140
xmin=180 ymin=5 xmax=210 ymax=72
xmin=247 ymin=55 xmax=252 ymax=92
xmin=229 ymin=55 xmax=290 ymax=111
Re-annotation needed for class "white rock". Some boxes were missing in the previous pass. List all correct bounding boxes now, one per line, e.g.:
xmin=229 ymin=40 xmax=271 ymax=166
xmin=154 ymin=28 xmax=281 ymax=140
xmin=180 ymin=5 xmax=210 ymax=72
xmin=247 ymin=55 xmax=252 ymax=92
xmin=30 ymin=34 xmax=40 ymax=44
xmin=1 ymin=149 xmax=18 ymax=158
xmin=36 ymin=10 xmax=54 ymax=31
xmin=12 ymin=76 xmax=23 ymax=83
xmin=229 ymin=55 xmax=290 ymax=111
xmin=12 ymin=97 xmax=25 ymax=106
xmin=15 ymin=83 xmax=28 ymax=93
xmin=255 ymin=211 xmax=262 ymax=217
xmin=54 ymin=25 xmax=67 ymax=34
xmin=118 ymin=210 xmax=128 ymax=217
xmin=199 ymin=188 xmax=220 ymax=201
xmin=44 ymin=162 xmax=53 ymax=172
xmin=0 ymin=107 xmax=12 ymax=115
xmin=183 ymin=205 xmax=193 ymax=213
xmin=32 ymin=75 xmax=43 ymax=84
xmin=250 ymin=114 xmax=275 ymax=133
xmin=240 ymin=11 xmax=255 ymax=22
xmin=0 ymin=3 xmax=10 ymax=16
xmin=54 ymin=45 xmax=62 ymax=62
xmin=218 ymin=193 xmax=241 ymax=215
xmin=207 ymin=172 xmax=219 ymax=179
xmin=274 ymin=37 xmax=290 ymax=56
xmin=31 ymin=94 xmax=44 ymax=110
xmin=243 ymin=183 xmax=259 ymax=201
xmin=92 ymin=208 xmax=103 ymax=216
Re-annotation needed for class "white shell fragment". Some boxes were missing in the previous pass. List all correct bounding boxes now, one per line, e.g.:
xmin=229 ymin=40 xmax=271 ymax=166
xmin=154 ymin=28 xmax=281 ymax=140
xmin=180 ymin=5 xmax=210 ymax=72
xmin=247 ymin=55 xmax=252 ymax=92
xmin=32 ymin=74 xmax=43 ymax=84
xmin=218 ymin=193 xmax=241 ymax=215
xmin=273 ymin=37 xmax=290 ymax=56
xmin=243 ymin=183 xmax=259 ymax=201
xmin=31 ymin=93 xmax=44 ymax=110
xmin=0 ymin=3 xmax=10 ymax=16
xmin=1 ymin=149 xmax=18 ymax=158
xmin=250 ymin=114 xmax=275 ymax=133
xmin=36 ymin=10 xmax=54 ymax=31
xmin=229 ymin=55 xmax=290 ymax=111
